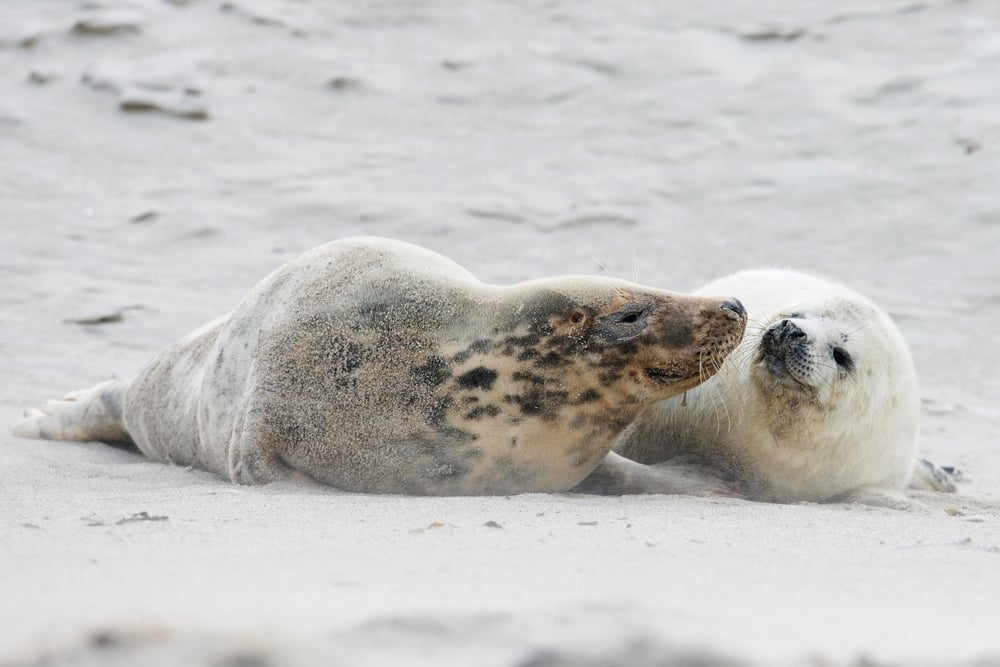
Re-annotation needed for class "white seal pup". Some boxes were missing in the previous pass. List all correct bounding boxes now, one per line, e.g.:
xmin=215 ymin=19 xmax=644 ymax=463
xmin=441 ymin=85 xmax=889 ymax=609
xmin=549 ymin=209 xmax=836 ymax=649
xmin=13 ymin=237 xmax=747 ymax=496
xmin=604 ymin=268 xmax=955 ymax=504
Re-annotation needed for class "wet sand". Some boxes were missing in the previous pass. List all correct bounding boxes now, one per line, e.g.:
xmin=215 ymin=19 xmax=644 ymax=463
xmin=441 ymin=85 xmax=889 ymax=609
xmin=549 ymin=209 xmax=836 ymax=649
xmin=2 ymin=1 xmax=999 ymax=665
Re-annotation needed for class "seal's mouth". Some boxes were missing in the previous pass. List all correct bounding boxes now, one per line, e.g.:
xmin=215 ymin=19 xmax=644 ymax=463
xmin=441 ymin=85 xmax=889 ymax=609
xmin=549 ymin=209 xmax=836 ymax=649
xmin=643 ymin=367 xmax=697 ymax=387
xmin=764 ymin=352 xmax=793 ymax=378
xmin=760 ymin=350 xmax=815 ymax=390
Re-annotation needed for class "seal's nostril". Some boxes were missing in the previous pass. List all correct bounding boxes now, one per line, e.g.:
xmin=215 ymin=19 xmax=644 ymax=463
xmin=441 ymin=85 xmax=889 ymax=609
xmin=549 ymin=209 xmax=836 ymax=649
xmin=778 ymin=319 xmax=806 ymax=341
xmin=720 ymin=299 xmax=745 ymax=317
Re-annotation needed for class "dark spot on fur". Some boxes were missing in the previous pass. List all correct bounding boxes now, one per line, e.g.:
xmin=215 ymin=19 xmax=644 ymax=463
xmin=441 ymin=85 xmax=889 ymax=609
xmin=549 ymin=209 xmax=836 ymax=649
xmin=518 ymin=398 xmax=540 ymax=415
xmin=534 ymin=351 xmax=571 ymax=368
xmin=330 ymin=338 xmax=367 ymax=389
xmin=413 ymin=356 xmax=451 ymax=387
xmin=511 ymin=437 xmax=518 ymax=448
xmin=457 ymin=366 xmax=498 ymax=390
xmin=573 ymin=389 xmax=601 ymax=404
xmin=663 ymin=319 xmax=695 ymax=348
xmin=451 ymin=339 xmax=495 ymax=364
xmin=463 ymin=396 xmax=479 ymax=404
xmin=505 ymin=333 xmax=542 ymax=348
xmin=503 ymin=387 xmax=566 ymax=420
xmin=597 ymin=370 xmax=622 ymax=384
xmin=542 ymin=335 xmax=584 ymax=357
xmin=512 ymin=371 xmax=546 ymax=385
xmin=465 ymin=404 xmax=501 ymax=420
xmin=338 ymin=340 xmax=365 ymax=373
xmin=611 ymin=341 xmax=638 ymax=357
xmin=516 ymin=347 xmax=539 ymax=361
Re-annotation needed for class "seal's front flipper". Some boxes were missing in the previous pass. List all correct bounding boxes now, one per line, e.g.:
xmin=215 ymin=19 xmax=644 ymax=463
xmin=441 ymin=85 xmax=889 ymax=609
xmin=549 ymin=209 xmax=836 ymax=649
xmin=910 ymin=458 xmax=959 ymax=493
xmin=12 ymin=380 xmax=132 ymax=445
xmin=572 ymin=451 xmax=740 ymax=497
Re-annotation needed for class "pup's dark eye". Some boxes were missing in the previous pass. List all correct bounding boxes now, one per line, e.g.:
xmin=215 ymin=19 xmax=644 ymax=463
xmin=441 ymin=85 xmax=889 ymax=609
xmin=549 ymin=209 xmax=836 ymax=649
xmin=832 ymin=347 xmax=853 ymax=370
xmin=620 ymin=312 xmax=640 ymax=324
xmin=570 ymin=312 xmax=585 ymax=324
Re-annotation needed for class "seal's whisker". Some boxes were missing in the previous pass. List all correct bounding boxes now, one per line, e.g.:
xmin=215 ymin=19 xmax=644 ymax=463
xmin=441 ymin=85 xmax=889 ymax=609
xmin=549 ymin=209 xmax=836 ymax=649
xmin=716 ymin=374 xmax=734 ymax=433
xmin=708 ymin=379 xmax=733 ymax=437
xmin=810 ymin=358 xmax=838 ymax=373
xmin=842 ymin=321 xmax=871 ymax=338
xmin=745 ymin=316 xmax=770 ymax=336
xmin=731 ymin=342 xmax=758 ymax=370
xmin=592 ymin=257 xmax=612 ymax=276
xmin=715 ymin=364 xmax=744 ymax=423
xmin=706 ymin=384 xmax=722 ymax=437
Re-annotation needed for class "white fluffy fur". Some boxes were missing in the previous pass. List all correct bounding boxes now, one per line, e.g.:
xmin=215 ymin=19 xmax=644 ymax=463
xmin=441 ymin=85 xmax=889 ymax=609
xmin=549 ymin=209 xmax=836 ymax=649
xmin=616 ymin=269 xmax=931 ymax=503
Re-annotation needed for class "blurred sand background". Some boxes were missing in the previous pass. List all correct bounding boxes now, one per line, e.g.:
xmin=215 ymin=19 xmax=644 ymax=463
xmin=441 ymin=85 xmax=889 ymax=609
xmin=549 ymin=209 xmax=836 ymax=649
xmin=1 ymin=1 xmax=999 ymax=665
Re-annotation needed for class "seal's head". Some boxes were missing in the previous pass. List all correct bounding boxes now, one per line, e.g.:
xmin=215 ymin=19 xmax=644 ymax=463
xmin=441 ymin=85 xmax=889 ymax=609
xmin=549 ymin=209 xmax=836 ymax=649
xmin=615 ymin=268 xmax=923 ymax=503
xmin=510 ymin=277 xmax=748 ymax=406
xmin=746 ymin=290 xmax=918 ymax=432
xmin=710 ymin=270 xmax=919 ymax=500
xmin=755 ymin=304 xmax=864 ymax=405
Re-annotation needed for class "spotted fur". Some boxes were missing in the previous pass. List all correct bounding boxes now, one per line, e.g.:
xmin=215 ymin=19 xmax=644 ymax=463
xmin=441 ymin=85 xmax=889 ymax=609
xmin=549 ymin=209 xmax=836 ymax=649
xmin=14 ymin=237 xmax=746 ymax=495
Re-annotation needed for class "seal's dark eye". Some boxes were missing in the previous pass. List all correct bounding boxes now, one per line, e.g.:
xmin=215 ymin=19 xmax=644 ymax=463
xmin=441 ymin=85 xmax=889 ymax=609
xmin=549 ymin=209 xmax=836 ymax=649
xmin=570 ymin=312 xmax=585 ymax=324
xmin=613 ymin=306 xmax=647 ymax=325
xmin=832 ymin=347 xmax=853 ymax=371
xmin=597 ymin=305 xmax=650 ymax=343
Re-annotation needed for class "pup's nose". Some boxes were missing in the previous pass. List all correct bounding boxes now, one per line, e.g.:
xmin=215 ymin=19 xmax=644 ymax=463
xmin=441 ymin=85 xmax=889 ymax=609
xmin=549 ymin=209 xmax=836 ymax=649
xmin=774 ymin=318 xmax=806 ymax=343
xmin=720 ymin=299 xmax=745 ymax=317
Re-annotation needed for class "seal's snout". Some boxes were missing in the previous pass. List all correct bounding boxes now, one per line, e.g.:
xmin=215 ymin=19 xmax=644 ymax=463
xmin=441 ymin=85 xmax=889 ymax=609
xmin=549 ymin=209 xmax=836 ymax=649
xmin=768 ymin=319 xmax=807 ymax=347
xmin=720 ymin=298 xmax=745 ymax=318
xmin=761 ymin=319 xmax=810 ymax=378
xmin=762 ymin=319 xmax=807 ymax=357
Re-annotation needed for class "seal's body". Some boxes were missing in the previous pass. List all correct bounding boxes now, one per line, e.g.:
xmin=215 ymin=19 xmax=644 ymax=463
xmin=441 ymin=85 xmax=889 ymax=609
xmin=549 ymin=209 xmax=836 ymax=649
xmin=612 ymin=269 xmax=954 ymax=504
xmin=14 ymin=238 xmax=746 ymax=495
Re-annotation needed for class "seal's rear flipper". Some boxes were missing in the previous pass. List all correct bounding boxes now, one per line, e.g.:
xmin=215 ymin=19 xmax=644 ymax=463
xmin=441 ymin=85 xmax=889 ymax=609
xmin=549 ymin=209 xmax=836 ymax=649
xmin=910 ymin=458 xmax=959 ymax=493
xmin=12 ymin=380 xmax=133 ymax=445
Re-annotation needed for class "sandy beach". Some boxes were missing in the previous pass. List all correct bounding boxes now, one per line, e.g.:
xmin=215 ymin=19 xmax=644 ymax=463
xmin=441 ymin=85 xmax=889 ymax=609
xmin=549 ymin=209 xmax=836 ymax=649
xmin=2 ymin=1 xmax=999 ymax=665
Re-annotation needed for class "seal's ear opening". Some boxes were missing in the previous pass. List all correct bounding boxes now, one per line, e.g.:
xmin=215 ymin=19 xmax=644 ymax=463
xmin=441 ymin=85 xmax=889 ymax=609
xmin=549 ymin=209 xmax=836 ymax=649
xmin=551 ymin=307 xmax=595 ymax=337
xmin=596 ymin=303 xmax=650 ymax=343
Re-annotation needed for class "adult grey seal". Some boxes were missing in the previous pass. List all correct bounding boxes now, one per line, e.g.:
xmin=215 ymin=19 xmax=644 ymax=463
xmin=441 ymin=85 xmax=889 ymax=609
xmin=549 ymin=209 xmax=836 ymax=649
xmin=13 ymin=237 xmax=747 ymax=496
xmin=594 ymin=269 xmax=956 ymax=505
